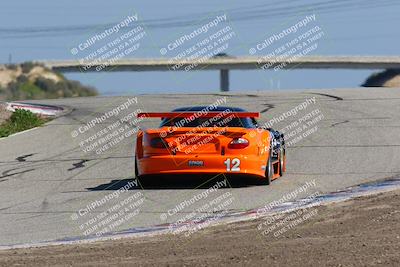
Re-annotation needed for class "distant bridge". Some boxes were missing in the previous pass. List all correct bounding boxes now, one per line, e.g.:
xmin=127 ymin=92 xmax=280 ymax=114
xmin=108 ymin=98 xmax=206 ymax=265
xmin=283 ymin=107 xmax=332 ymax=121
xmin=39 ymin=56 xmax=400 ymax=91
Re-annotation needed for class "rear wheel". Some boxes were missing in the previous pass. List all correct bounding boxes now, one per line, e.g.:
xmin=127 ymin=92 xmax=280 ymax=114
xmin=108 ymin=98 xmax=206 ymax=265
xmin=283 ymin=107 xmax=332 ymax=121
xmin=260 ymin=151 xmax=273 ymax=185
xmin=135 ymin=157 xmax=141 ymax=179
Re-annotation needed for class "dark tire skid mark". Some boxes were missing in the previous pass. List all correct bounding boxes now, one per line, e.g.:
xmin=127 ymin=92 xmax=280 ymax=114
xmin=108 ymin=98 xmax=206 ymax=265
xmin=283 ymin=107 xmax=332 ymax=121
xmin=331 ymin=120 xmax=350 ymax=127
xmin=16 ymin=153 xmax=35 ymax=162
xmin=260 ymin=104 xmax=275 ymax=113
xmin=310 ymin=92 xmax=344 ymax=101
xmin=68 ymin=159 xmax=90 ymax=171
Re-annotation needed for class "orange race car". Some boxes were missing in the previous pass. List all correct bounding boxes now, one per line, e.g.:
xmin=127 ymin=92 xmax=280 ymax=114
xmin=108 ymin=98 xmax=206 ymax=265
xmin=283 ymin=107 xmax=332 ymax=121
xmin=135 ymin=106 xmax=286 ymax=185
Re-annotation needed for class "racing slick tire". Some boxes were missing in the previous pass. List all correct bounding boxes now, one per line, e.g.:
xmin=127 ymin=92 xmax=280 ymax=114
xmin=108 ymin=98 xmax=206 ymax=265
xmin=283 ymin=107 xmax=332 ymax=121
xmin=135 ymin=157 xmax=141 ymax=179
xmin=279 ymin=147 xmax=286 ymax=177
xmin=259 ymin=149 xmax=273 ymax=185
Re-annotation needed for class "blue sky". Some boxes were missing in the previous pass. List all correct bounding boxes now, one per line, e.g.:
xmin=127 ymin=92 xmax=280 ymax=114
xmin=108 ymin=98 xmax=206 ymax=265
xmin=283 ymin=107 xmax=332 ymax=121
xmin=0 ymin=0 xmax=399 ymax=94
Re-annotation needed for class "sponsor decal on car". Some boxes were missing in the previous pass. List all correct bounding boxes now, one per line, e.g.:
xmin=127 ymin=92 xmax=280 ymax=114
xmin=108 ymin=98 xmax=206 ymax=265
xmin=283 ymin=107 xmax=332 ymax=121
xmin=188 ymin=160 xmax=204 ymax=167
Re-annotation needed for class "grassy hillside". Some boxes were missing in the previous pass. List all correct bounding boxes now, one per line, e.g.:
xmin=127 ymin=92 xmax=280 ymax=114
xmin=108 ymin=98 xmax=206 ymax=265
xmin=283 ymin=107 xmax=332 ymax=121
xmin=0 ymin=62 xmax=97 ymax=100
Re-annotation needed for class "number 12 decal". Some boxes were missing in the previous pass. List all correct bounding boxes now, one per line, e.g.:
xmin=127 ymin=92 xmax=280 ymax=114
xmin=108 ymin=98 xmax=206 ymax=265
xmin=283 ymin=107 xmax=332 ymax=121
xmin=224 ymin=158 xmax=241 ymax=171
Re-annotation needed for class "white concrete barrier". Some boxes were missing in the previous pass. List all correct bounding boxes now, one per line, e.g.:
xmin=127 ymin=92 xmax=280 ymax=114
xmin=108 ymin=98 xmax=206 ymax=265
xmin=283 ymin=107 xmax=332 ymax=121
xmin=6 ymin=102 xmax=63 ymax=116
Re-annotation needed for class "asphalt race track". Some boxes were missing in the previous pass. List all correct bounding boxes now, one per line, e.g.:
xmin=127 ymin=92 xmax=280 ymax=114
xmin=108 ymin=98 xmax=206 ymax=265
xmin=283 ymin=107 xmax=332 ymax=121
xmin=1 ymin=87 xmax=399 ymax=247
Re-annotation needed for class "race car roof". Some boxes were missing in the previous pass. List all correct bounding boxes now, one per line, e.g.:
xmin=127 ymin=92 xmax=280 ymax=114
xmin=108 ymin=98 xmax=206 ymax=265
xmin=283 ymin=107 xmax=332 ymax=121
xmin=137 ymin=106 xmax=259 ymax=128
xmin=137 ymin=106 xmax=259 ymax=118
xmin=172 ymin=106 xmax=247 ymax=112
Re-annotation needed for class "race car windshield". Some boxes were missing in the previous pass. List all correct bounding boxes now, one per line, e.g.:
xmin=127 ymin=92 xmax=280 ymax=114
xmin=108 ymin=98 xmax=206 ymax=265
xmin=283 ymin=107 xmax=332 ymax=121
xmin=160 ymin=116 xmax=256 ymax=128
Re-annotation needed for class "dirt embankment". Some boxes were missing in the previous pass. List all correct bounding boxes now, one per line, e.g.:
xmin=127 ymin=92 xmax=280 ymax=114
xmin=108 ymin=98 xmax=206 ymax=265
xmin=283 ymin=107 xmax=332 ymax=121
xmin=1 ymin=189 xmax=400 ymax=266
xmin=0 ymin=104 xmax=11 ymax=125
xmin=363 ymin=69 xmax=400 ymax=87
xmin=0 ymin=63 xmax=97 ymax=101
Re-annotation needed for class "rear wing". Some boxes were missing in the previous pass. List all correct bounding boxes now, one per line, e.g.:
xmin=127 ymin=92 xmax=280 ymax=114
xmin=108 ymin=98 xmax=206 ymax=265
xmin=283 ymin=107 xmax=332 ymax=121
xmin=137 ymin=112 xmax=260 ymax=118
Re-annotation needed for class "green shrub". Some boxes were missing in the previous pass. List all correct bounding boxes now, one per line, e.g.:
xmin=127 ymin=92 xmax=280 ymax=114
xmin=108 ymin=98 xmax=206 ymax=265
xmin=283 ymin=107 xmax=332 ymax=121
xmin=19 ymin=82 xmax=44 ymax=99
xmin=0 ymin=109 xmax=46 ymax=137
xmin=6 ymin=64 xmax=18 ymax=70
xmin=34 ymin=77 xmax=97 ymax=98
xmin=21 ymin=62 xmax=36 ymax=73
